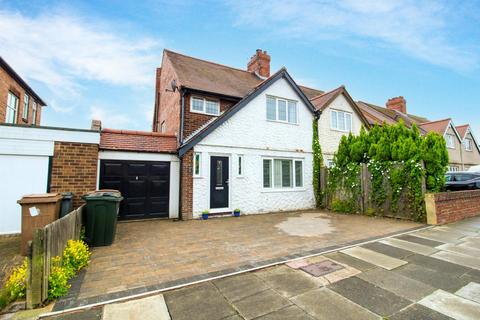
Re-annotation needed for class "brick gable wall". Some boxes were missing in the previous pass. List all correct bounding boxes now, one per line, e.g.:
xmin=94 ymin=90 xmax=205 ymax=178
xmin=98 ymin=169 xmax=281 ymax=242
xmin=0 ymin=67 xmax=42 ymax=125
xmin=49 ymin=142 xmax=99 ymax=208
xmin=425 ymin=190 xmax=480 ymax=225
xmin=155 ymin=55 xmax=181 ymax=135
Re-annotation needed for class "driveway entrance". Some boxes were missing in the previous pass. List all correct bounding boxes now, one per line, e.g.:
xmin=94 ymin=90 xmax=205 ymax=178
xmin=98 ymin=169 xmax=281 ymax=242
xmin=54 ymin=210 xmax=421 ymax=310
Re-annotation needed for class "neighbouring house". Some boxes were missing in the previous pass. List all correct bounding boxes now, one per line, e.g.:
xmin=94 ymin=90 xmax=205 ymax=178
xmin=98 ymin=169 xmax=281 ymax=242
xmin=455 ymin=124 xmax=480 ymax=170
xmin=153 ymin=49 xmax=320 ymax=219
xmin=310 ymin=86 xmax=371 ymax=166
xmin=0 ymin=57 xmax=46 ymax=125
xmin=357 ymin=96 xmax=480 ymax=171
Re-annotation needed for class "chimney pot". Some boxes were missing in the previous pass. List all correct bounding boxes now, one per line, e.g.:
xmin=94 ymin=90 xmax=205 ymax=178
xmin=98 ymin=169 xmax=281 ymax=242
xmin=386 ymin=96 xmax=407 ymax=114
xmin=247 ymin=49 xmax=271 ymax=78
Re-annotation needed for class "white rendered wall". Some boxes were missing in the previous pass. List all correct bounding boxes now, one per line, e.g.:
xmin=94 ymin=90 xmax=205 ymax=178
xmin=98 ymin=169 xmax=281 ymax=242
xmin=192 ymin=77 xmax=315 ymax=217
xmin=0 ymin=155 xmax=49 ymax=234
xmin=317 ymin=94 xmax=364 ymax=163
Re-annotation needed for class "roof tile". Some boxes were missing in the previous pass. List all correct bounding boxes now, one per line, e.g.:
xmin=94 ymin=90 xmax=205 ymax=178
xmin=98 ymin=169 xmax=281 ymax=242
xmin=100 ymin=129 xmax=177 ymax=153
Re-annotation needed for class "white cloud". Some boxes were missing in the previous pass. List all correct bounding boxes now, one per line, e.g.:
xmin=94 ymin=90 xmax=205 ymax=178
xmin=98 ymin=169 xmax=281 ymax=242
xmin=226 ymin=0 xmax=479 ymax=72
xmin=0 ymin=9 xmax=162 ymax=95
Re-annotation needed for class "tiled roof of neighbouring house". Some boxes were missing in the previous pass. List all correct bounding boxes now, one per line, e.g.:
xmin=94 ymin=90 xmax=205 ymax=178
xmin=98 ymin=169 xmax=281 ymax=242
xmin=100 ymin=129 xmax=178 ymax=153
xmin=310 ymin=86 xmax=344 ymax=111
xmin=456 ymin=124 xmax=469 ymax=139
xmin=164 ymin=50 xmax=324 ymax=99
xmin=419 ymin=118 xmax=452 ymax=136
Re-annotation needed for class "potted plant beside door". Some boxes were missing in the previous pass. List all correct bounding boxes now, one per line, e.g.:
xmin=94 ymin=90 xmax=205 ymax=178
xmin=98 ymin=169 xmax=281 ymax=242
xmin=233 ymin=208 xmax=241 ymax=217
xmin=202 ymin=210 xmax=209 ymax=220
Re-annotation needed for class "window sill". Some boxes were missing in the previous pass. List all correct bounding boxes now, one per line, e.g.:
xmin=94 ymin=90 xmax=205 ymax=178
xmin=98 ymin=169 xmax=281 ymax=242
xmin=266 ymin=119 xmax=298 ymax=126
xmin=330 ymin=128 xmax=352 ymax=133
xmin=261 ymin=188 xmax=306 ymax=193
xmin=193 ymin=175 xmax=204 ymax=179
xmin=190 ymin=109 xmax=220 ymax=117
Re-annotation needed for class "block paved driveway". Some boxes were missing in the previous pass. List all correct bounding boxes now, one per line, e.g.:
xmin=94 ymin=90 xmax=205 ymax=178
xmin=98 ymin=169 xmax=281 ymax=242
xmin=53 ymin=210 xmax=420 ymax=310
xmin=44 ymin=216 xmax=480 ymax=320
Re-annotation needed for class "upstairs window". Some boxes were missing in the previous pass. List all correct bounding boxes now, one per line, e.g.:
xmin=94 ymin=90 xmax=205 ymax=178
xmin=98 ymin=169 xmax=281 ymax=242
xmin=445 ymin=134 xmax=455 ymax=149
xmin=465 ymin=138 xmax=473 ymax=151
xmin=331 ymin=110 xmax=352 ymax=132
xmin=23 ymin=94 xmax=29 ymax=120
xmin=190 ymin=97 xmax=220 ymax=116
xmin=266 ymin=96 xmax=298 ymax=124
xmin=32 ymin=101 xmax=37 ymax=125
xmin=6 ymin=91 xmax=19 ymax=124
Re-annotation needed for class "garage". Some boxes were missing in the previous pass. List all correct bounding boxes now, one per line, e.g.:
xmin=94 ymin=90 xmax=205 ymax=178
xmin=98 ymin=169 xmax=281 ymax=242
xmin=100 ymin=160 xmax=170 ymax=220
xmin=99 ymin=129 xmax=180 ymax=220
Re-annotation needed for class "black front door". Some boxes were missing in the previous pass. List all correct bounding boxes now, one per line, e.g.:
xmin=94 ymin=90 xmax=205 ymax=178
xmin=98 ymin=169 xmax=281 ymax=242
xmin=100 ymin=160 xmax=170 ymax=220
xmin=210 ymin=156 xmax=229 ymax=209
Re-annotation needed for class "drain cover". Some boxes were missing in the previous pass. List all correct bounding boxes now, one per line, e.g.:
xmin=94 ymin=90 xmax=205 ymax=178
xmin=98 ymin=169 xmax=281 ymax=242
xmin=300 ymin=260 xmax=344 ymax=277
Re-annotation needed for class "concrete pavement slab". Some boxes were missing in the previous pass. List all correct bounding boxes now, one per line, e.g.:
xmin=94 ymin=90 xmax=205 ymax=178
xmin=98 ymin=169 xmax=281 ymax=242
xmin=285 ymin=259 xmax=309 ymax=269
xmin=461 ymin=237 xmax=480 ymax=249
xmin=328 ymin=276 xmax=411 ymax=316
xmin=432 ymin=251 xmax=480 ymax=270
xmin=419 ymin=289 xmax=480 ymax=320
xmin=395 ymin=263 xmax=470 ymax=293
xmin=455 ymin=282 xmax=480 ymax=304
xmin=404 ymin=254 xmax=470 ymax=276
xmin=323 ymin=265 xmax=361 ymax=284
xmin=212 ymin=272 xmax=269 ymax=302
xmin=103 ymin=295 xmax=170 ymax=320
xmin=361 ymin=242 xmax=414 ymax=259
xmin=379 ymin=237 xmax=438 ymax=256
xmin=255 ymin=266 xmax=319 ymax=298
xmin=436 ymin=226 xmax=478 ymax=236
xmin=390 ymin=304 xmax=454 ymax=320
xmin=460 ymin=270 xmax=480 ymax=284
xmin=357 ymin=268 xmax=436 ymax=301
xmin=323 ymin=252 xmax=377 ymax=271
xmin=40 ymin=308 xmax=103 ymax=320
xmin=231 ymin=289 xmax=292 ymax=320
xmin=291 ymin=288 xmax=380 ymax=320
xmin=414 ymin=229 xmax=465 ymax=243
xmin=340 ymin=247 xmax=407 ymax=270
xmin=396 ymin=234 xmax=444 ymax=247
xmin=437 ymin=243 xmax=480 ymax=257
xmin=255 ymin=305 xmax=315 ymax=320
xmin=164 ymin=282 xmax=236 ymax=320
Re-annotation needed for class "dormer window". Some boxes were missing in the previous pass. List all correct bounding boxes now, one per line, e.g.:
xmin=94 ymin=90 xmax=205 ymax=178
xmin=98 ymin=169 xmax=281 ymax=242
xmin=190 ymin=96 xmax=220 ymax=116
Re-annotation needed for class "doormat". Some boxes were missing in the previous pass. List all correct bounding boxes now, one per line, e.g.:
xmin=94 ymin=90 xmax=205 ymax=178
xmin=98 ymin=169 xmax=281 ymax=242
xmin=300 ymin=260 xmax=344 ymax=277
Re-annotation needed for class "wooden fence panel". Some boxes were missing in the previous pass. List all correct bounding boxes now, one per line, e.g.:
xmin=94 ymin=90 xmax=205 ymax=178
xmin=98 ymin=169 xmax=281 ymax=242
xmin=27 ymin=205 xmax=84 ymax=308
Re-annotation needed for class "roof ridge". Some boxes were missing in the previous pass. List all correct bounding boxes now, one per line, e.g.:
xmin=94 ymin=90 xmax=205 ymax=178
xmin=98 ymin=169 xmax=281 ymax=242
xmin=456 ymin=124 xmax=469 ymax=128
xmin=164 ymin=49 xmax=260 ymax=77
xmin=310 ymin=85 xmax=344 ymax=101
xmin=419 ymin=118 xmax=451 ymax=125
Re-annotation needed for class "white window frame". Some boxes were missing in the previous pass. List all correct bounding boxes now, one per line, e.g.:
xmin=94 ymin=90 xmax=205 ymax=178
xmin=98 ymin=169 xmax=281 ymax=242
xmin=266 ymin=95 xmax=298 ymax=124
xmin=32 ymin=101 xmax=37 ymax=125
xmin=190 ymin=96 xmax=220 ymax=116
xmin=160 ymin=121 xmax=166 ymax=133
xmin=448 ymin=166 xmax=459 ymax=172
xmin=237 ymin=154 xmax=244 ymax=177
xmin=6 ymin=91 xmax=19 ymax=124
xmin=331 ymin=109 xmax=353 ymax=132
xmin=23 ymin=94 xmax=29 ymax=120
xmin=445 ymin=134 xmax=455 ymax=149
xmin=193 ymin=152 xmax=202 ymax=177
xmin=465 ymin=138 xmax=473 ymax=151
xmin=262 ymin=157 xmax=304 ymax=191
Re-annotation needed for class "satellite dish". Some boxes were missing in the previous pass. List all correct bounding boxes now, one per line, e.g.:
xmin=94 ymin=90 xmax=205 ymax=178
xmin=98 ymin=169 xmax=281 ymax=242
xmin=165 ymin=79 xmax=178 ymax=93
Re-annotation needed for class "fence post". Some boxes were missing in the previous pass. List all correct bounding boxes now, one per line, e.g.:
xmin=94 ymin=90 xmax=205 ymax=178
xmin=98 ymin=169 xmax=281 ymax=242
xmin=26 ymin=229 xmax=45 ymax=309
xmin=360 ymin=164 xmax=369 ymax=214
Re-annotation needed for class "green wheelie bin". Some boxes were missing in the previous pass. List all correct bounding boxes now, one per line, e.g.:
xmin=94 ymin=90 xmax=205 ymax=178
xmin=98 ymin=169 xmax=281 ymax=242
xmin=82 ymin=190 xmax=123 ymax=247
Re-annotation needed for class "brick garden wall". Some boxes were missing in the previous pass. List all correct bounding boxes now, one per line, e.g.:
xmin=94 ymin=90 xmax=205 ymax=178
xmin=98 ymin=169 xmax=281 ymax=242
xmin=180 ymin=149 xmax=193 ymax=220
xmin=49 ymin=141 xmax=99 ymax=208
xmin=425 ymin=190 xmax=480 ymax=225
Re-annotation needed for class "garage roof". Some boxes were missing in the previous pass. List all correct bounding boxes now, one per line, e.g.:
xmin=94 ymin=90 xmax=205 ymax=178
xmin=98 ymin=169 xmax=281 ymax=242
xmin=100 ymin=129 xmax=177 ymax=153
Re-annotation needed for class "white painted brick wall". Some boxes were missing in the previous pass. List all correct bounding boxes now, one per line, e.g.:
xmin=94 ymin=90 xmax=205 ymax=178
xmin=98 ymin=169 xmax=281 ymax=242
xmin=192 ymin=78 xmax=315 ymax=217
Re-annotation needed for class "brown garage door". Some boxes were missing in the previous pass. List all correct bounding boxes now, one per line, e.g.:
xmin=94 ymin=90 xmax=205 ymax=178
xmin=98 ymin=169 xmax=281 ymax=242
xmin=99 ymin=160 xmax=170 ymax=220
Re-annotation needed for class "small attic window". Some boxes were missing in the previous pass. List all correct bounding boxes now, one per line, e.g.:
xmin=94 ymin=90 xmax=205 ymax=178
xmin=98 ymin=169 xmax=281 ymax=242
xmin=445 ymin=134 xmax=455 ymax=149
xmin=190 ymin=96 xmax=220 ymax=116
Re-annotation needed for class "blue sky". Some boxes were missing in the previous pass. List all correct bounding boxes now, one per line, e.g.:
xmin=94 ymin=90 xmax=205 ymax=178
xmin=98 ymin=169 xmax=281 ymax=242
xmin=1 ymin=0 xmax=479 ymax=137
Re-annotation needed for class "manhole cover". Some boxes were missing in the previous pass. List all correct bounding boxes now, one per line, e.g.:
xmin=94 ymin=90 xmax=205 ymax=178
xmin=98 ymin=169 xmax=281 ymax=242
xmin=300 ymin=260 xmax=344 ymax=277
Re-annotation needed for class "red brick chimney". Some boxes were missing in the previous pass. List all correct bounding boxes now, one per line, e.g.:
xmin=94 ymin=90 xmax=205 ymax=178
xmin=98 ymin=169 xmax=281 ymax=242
xmin=247 ymin=49 xmax=270 ymax=78
xmin=386 ymin=96 xmax=407 ymax=114
xmin=91 ymin=119 xmax=102 ymax=131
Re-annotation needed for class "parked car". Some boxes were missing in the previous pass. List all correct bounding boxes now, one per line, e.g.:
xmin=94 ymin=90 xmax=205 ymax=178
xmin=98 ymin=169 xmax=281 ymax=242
xmin=468 ymin=165 xmax=480 ymax=173
xmin=445 ymin=172 xmax=480 ymax=191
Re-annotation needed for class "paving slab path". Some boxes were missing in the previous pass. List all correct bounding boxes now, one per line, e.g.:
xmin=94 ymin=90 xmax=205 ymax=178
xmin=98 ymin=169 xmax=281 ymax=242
xmin=39 ymin=215 xmax=480 ymax=320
